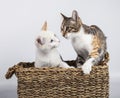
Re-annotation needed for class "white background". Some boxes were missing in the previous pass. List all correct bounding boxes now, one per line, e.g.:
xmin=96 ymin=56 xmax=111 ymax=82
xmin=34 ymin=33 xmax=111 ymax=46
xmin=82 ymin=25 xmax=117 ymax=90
xmin=0 ymin=0 xmax=120 ymax=98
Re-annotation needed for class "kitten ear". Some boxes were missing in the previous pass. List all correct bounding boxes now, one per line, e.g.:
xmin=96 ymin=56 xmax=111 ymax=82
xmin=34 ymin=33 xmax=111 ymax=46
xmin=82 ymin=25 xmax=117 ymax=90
xmin=60 ymin=13 xmax=67 ymax=19
xmin=72 ymin=10 xmax=78 ymax=21
xmin=41 ymin=21 xmax=47 ymax=31
xmin=36 ymin=36 xmax=45 ymax=45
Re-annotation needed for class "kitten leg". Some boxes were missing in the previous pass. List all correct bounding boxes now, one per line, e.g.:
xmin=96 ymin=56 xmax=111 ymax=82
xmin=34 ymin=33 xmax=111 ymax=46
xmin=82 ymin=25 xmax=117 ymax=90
xmin=76 ymin=55 xmax=85 ymax=68
xmin=82 ymin=58 xmax=95 ymax=74
xmin=60 ymin=61 xmax=74 ymax=68
xmin=82 ymin=35 xmax=100 ymax=74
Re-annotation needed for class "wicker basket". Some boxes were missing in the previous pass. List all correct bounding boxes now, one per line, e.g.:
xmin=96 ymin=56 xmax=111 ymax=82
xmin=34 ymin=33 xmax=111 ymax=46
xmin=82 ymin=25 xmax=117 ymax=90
xmin=5 ymin=53 xmax=109 ymax=98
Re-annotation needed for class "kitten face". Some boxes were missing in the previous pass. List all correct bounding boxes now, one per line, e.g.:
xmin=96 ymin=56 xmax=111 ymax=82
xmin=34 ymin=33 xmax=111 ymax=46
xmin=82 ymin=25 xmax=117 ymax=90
xmin=61 ymin=10 xmax=82 ymax=39
xmin=36 ymin=31 xmax=60 ymax=51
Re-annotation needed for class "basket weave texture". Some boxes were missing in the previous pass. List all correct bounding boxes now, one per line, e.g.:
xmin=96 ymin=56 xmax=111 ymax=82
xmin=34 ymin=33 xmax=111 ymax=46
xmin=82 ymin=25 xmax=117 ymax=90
xmin=6 ymin=53 xmax=109 ymax=98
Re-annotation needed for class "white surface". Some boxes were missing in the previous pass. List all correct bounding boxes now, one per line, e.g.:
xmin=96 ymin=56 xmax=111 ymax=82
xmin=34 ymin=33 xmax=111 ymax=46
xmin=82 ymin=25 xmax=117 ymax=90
xmin=0 ymin=0 xmax=120 ymax=98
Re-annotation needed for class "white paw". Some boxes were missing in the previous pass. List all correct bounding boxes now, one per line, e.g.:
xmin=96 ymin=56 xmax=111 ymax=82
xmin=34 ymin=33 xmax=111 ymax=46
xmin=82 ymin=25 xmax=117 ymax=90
xmin=69 ymin=66 xmax=75 ymax=68
xmin=82 ymin=58 xmax=94 ymax=74
xmin=82 ymin=64 xmax=92 ymax=74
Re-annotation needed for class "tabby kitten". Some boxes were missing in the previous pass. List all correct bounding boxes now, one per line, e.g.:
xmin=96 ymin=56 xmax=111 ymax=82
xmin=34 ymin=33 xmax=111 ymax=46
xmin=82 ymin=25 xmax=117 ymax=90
xmin=61 ymin=10 xmax=107 ymax=74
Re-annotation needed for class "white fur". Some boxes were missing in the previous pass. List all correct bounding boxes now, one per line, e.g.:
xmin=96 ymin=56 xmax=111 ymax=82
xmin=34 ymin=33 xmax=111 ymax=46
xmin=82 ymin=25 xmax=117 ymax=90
xmin=82 ymin=58 xmax=95 ymax=74
xmin=71 ymin=27 xmax=93 ymax=53
xmin=66 ymin=26 xmax=95 ymax=74
xmin=35 ymin=30 xmax=71 ymax=68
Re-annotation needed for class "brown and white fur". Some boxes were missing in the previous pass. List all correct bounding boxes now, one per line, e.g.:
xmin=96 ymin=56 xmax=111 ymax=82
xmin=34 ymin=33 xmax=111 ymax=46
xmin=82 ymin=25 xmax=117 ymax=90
xmin=61 ymin=10 xmax=107 ymax=74
xmin=35 ymin=21 xmax=71 ymax=68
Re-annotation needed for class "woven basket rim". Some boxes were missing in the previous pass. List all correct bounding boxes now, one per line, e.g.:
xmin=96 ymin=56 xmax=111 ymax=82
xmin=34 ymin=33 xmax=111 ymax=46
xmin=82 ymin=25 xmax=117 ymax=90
xmin=5 ymin=52 xmax=109 ymax=79
xmin=15 ymin=65 xmax=108 ymax=71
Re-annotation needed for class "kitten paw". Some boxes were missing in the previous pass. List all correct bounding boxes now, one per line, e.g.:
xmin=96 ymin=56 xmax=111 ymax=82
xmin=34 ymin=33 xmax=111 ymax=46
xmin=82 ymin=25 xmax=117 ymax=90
xmin=82 ymin=58 xmax=94 ymax=74
xmin=82 ymin=64 xmax=92 ymax=74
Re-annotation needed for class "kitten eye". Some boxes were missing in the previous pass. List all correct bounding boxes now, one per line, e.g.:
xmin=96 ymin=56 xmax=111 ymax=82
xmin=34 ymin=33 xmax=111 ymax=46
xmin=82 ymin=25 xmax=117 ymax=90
xmin=50 ymin=39 xmax=54 ymax=43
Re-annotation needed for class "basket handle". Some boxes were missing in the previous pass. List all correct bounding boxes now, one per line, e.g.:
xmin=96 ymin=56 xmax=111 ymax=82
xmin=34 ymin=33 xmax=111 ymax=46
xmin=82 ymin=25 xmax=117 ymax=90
xmin=5 ymin=62 xmax=35 ymax=79
xmin=5 ymin=65 xmax=18 ymax=79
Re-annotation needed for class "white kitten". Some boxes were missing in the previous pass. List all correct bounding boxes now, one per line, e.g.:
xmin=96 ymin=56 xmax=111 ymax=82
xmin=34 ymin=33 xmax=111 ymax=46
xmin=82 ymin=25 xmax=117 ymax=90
xmin=35 ymin=22 xmax=71 ymax=68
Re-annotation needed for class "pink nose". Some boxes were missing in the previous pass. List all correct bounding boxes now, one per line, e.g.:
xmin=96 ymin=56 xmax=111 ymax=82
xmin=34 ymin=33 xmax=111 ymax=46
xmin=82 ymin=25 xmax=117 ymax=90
xmin=63 ymin=34 xmax=68 ymax=39
xmin=63 ymin=32 xmax=67 ymax=39
xmin=63 ymin=33 xmax=65 ymax=37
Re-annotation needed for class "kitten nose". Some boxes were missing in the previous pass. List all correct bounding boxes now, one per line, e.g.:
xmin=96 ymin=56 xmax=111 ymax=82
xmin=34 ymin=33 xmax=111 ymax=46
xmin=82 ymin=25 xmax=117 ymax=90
xmin=63 ymin=34 xmax=68 ymax=39
xmin=63 ymin=33 xmax=67 ymax=39
xmin=63 ymin=34 xmax=65 ymax=37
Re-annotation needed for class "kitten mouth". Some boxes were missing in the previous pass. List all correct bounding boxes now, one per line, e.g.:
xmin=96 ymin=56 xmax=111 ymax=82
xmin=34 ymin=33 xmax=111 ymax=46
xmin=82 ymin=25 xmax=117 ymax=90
xmin=57 ymin=40 xmax=60 ymax=43
xmin=65 ymin=36 xmax=68 ymax=39
xmin=51 ymin=45 xmax=57 ymax=49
